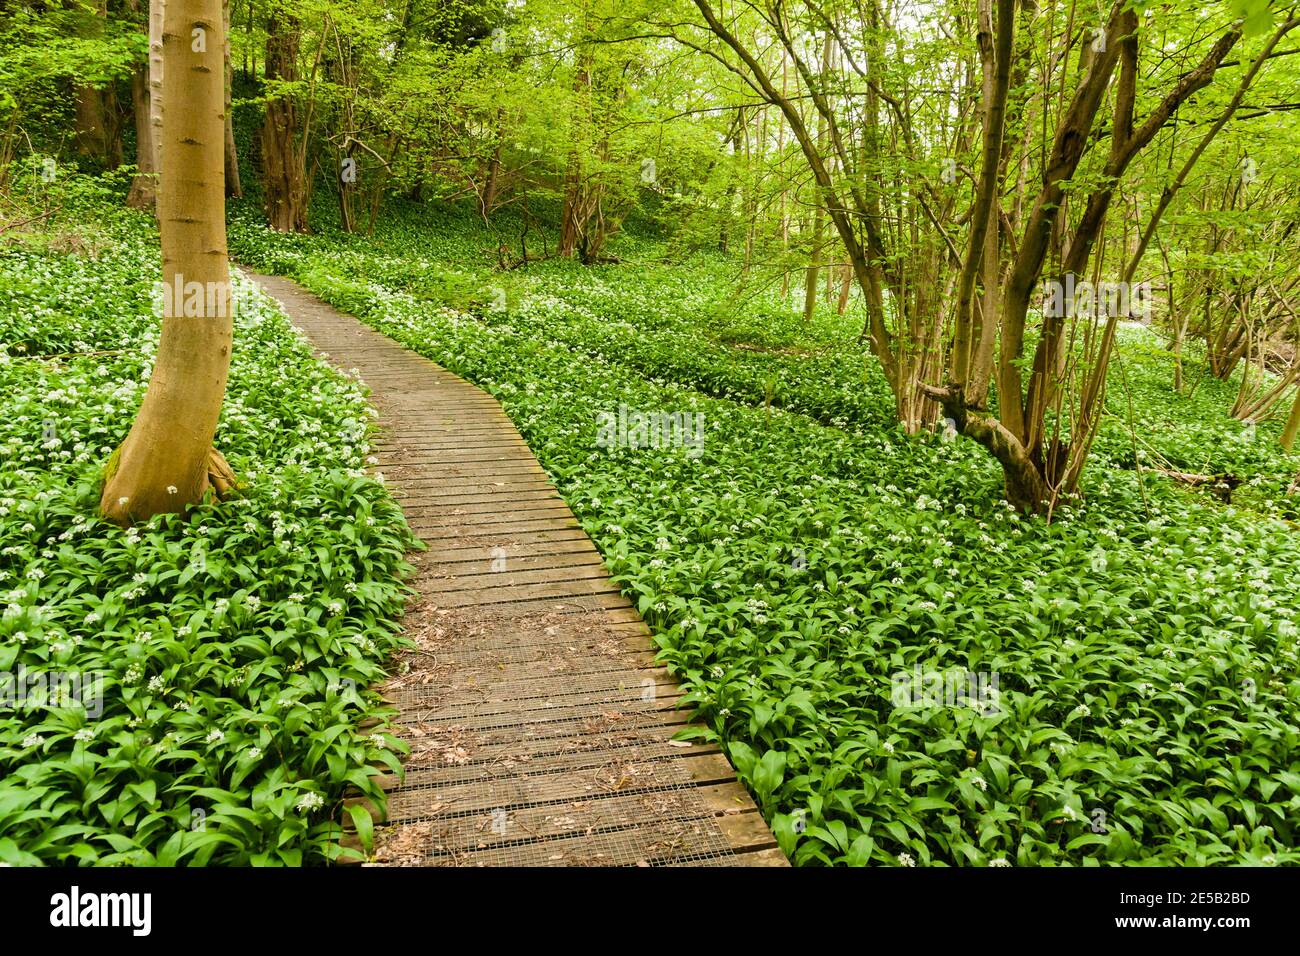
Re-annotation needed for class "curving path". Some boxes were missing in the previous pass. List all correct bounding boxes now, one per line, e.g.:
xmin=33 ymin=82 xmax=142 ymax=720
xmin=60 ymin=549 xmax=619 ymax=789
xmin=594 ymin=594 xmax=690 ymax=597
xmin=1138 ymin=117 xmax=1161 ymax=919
xmin=243 ymin=268 xmax=786 ymax=867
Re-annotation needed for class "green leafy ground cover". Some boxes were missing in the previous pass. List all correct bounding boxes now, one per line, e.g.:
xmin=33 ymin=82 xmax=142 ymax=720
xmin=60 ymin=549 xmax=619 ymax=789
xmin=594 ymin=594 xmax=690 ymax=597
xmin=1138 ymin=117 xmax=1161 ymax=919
xmin=234 ymin=202 xmax=1300 ymax=518
xmin=0 ymin=197 xmax=415 ymax=865
xmin=229 ymin=202 xmax=1300 ymax=866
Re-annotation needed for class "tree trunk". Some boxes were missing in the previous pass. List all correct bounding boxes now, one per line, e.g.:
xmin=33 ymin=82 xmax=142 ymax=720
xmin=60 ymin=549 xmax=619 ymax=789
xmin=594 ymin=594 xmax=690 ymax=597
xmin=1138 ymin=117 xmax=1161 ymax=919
xmin=559 ymin=156 xmax=584 ymax=256
xmin=802 ymin=32 xmax=833 ymax=324
xmin=149 ymin=0 xmax=165 ymax=196
xmin=338 ymin=143 xmax=357 ymax=233
xmin=72 ymin=1 xmax=122 ymax=169
xmin=74 ymin=84 xmax=122 ymax=170
xmin=1172 ymin=320 xmax=1185 ymax=393
xmin=261 ymin=14 xmax=309 ymax=232
xmin=802 ymin=208 xmax=825 ymax=323
xmin=125 ymin=64 xmax=157 ymax=208
xmin=836 ymin=265 xmax=852 ymax=314
xmin=481 ymin=110 xmax=505 ymax=218
xmin=101 ymin=0 xmax=237 ymax=525
xmin=1282 ymin=386 xmax=1300 ymax=452
xmin=0 ymin=111 xmax=18 ymax=193
xmin=223 ymin=0 xmax=242 ymax=198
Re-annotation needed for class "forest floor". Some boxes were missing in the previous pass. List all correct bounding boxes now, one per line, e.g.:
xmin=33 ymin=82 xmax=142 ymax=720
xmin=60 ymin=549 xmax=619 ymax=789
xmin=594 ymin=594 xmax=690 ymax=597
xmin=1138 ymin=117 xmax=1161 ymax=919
xmin=243 ymin=269 xmax=784 ymax=866
xmin=5 ymin=191 xmax=1300 ymax=867
xmin=0 ymin=204 xmax=414 ymax=865
xmin=228 ymin=200 xmax=1300 ymax=867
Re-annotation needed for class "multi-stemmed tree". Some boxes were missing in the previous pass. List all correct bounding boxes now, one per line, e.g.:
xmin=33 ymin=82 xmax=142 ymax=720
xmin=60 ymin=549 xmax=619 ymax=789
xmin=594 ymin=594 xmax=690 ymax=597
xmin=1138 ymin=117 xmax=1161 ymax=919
xmin=663 ymin=0 xmax=1293 ymax=511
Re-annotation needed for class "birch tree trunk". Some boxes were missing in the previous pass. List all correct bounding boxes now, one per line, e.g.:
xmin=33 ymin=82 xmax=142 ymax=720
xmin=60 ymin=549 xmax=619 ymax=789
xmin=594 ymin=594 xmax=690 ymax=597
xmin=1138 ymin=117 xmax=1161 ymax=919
xmin=149 ymin=0 xmax=165 ymax=192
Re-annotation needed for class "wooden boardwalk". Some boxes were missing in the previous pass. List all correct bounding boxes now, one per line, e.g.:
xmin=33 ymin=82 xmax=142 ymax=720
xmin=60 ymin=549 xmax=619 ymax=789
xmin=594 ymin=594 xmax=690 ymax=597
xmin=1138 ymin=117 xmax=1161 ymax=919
xmin=243 ymin=270 xmax=786 ymax=867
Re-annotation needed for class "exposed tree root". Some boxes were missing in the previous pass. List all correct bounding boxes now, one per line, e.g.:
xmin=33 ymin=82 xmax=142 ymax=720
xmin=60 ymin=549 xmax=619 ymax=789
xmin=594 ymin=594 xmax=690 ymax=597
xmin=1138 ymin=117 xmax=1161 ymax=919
xmin=99 ymin=444 xmax=239 ymax=527
xmin=207 ymin=447 xmax=239 ymax=498
xmin=1142 ymin=466 xmax=1242 ymax=503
